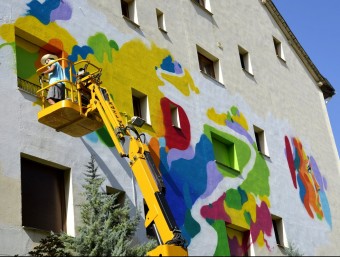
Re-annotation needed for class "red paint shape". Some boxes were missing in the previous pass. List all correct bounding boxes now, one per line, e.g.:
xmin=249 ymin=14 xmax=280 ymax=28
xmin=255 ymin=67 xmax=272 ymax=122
xmin=250 ymin=202 xmax=272 ymax=250
xmin=200 ymin=193 xmax=231 ymax=223
xmin=161 ymin=98 xmax=191 ymax=150
xmin=285 ymin=136 xmax=297 ymax=188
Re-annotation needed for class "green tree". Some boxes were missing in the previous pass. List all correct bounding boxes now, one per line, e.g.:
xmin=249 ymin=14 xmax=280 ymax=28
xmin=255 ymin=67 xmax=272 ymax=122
xmin=30 ymin=155 xmax=156 ymax=256
xmin=283 ymin=242 xmax=304 ymax=256
xmin=28 ymin=232 xmax=70 ymax=257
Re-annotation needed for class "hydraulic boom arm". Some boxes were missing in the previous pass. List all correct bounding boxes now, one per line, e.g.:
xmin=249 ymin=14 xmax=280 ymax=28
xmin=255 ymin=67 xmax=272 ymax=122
xmin=75 ymin=62 xmax=188 ymax=256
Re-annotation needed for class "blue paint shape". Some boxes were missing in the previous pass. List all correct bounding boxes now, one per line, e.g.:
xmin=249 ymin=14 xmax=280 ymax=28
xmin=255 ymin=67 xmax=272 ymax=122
xmin=26 ymin=0 xmax=62 ymax=25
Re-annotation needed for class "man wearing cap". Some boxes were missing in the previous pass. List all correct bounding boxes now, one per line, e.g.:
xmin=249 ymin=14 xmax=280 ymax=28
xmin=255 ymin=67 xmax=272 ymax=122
xmin=40 ymin=54 xmax=65 ymax=105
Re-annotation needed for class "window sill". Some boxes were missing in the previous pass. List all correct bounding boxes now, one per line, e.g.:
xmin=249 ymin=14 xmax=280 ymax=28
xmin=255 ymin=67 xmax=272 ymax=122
xmin=258 ymin=151 xmax=270 ymax=159
xmin=277 ymin=244 xmax=287 ymax=249
xmin=276 ymin=55 xmax=286 ymax=63
xmin=242 ymin=68 xmax=254 ymax=77
xmin=22 ymin=226 xmax=52 ymax=234
xmin=122 ymin=15 xmax=140 ymax=28
xmin=215 ymin=160 xmax=240 ymax=173
xmin=172 ymin=124 xmax=181 ymax=130
xmin=191 ymin=0 xmax=213 ymax=15
xmin=159 ymin=27 xmax=167 ymax=33
xmin=200 ymin=70 xmax=225 ymax=87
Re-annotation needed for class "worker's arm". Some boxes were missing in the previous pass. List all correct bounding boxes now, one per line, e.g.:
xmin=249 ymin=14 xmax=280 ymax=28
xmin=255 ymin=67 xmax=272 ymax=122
xmin=41 ymin=62 xmax=56 ymax=75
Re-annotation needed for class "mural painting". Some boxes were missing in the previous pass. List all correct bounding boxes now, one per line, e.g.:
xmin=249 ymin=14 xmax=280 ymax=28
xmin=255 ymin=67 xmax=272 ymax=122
xmin=284 ymin=136 xmax=332 ymax=228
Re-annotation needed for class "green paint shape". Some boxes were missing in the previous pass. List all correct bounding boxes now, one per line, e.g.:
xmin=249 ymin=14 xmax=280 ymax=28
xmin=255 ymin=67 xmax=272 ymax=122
xmin=184 ymin=209 xmax=201 ymax=238
xmin=211 ymin=220 xmax=231 ymax=256
xmin=204 ymin=124 xmax=251 ymax=178
xmin=88 ymin=33 xmax=118 ymax=63
xmin=96 ymin=126 xmax=115 ymax=147
xmin=243 ymin=210 xmax=251 ymax=225
xmin=16 ymin=46 xmax=38 ymax=79
xmin=240 ymin=153 xmax=270 ymax=197
xmin=225 ymin=188 xmax=243 ymax=210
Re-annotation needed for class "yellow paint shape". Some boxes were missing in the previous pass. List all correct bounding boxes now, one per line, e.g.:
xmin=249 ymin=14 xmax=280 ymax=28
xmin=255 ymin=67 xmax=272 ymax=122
xmin=0 ymin=23 xmax=15 ymax=42
xmin=14 ymin=16 xmax=77 ymax=54
xmin=230 ymin=112 xmax=248 ymax=131
xmin=224 ymin=201 xmax=250 ymax=230
xmin=207 ymin=108 xmax=227 ymax=125
xmin=255 ymin=230 xmax=265 ymax=247
xmin=161 ymin=69 xmax=199 ymax=96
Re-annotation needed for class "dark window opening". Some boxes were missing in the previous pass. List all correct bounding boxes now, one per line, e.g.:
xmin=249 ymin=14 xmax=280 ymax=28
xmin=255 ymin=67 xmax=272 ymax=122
xmin=21 ymin=157 xmax=66 ymax=233
xmin=194 ymin=0 xmax=205 ymax=7
xmin=239 ymin=53 xmax=246 ymax=70
xmin=133 ymin=95 xmax=142 ymax=118
xmin=255 ymin=131 xmax=262 ymax=153
xmin=198 ymin=52 xmax=215 ymax=79
xmin=121 ymin=0 xmax=129 ymax=18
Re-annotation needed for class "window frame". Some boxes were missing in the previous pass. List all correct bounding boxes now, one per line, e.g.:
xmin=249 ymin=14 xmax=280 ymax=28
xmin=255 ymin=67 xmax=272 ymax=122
xmin=271 ymin=215 xmax=288 ymax=248
xmin=253 ymin=125 xmax=270 ymax=157
xmin=238 ymin=45 xmax=253 ymax=75
xmin=121 ymin=0 xmax=139 ymax=26
xmin=106 ymin=186 xmax=126 ymax=207
xmin=273 ymin=36 xmax=286 ymax=61
xmin=226 ymin=223 xmax=251 ymax=256
xmin=132 ymin=88 xmax=151 ymax=125
xmin=191 ymin=0 xmax=212 ymax=14
xmin=21 ymin=155 xmax=72 ymax=234
xmin=198 ymin=52 xmax=216 ymax=79
xmin=170 ymin=104 xmax=181 ymax=129
xmin=211 ymin=133 xmax=240 ymax=172
xmin=156 ymin=8 xmax=167 ymax=33
xmin=196 ymin=46 xmax=223 ymax=83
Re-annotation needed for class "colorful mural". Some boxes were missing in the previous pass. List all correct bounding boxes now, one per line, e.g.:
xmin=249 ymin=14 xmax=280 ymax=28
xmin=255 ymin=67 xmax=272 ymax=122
xmin=0 ymin=0 xmax=332 ymax=256
xmin=284 ymin=136 xmax=332 ymax=228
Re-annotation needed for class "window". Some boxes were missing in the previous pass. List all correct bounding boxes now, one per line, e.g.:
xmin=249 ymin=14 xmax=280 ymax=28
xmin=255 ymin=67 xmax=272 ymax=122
xmin=170 ymin=104 xmax=181 ymax=128
xmin=21 ymin=156 xmax=70 ymax=233
xmin=121 ymin=0 xmax=138 ymax=25
xmin=192 ymin=0 xmax=212 ymax=12
xmin=226 ymin=224 xmax=250 ymax=256
xmin=198 ymin=52 xmax=215 ymax=78
xmin=156 ymin=9 xmax=166 ymax=32
xmin=197 ymin=46 xmax=222 ymax=83
xmin=132 ymin=88 xmax=150 ymax=124
xmin=238 ymin=46 xmax=253 ymax=75
xmin=253 ymin=125 xmax=269 ymax=156
xmin=212 ymin=133 xmax=239 ymax=172
xmin=273 ymin=37 xmax=285 ymax=61
xmin=106 ymin=186 xmax=126 ymax=206
xmin=271 ymin=215 xmax=287 ymax=247
xmin=15 ymin=33 xmax=63 ymax=97
xmin=194 ymin=0 xmax=205 ymax=7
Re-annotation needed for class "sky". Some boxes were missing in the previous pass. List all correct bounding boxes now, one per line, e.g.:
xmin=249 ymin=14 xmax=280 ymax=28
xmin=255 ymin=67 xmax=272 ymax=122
xmin=272 ymin=0 xmax=340 ymax=158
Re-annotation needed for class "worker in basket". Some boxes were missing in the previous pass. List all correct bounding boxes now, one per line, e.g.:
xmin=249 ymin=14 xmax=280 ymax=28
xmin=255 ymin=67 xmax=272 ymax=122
xmin=40 ymin=54 xmax=65 ymax=105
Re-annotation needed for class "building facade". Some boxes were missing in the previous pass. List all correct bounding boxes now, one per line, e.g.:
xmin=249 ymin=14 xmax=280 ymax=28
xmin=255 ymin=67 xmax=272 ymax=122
xmin=0 ymin=0 xmax=339 ymax=256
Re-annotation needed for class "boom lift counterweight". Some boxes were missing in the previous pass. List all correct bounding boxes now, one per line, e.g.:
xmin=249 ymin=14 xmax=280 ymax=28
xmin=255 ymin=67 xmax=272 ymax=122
xmin=36 ymin=59 xmax=188 ymax=256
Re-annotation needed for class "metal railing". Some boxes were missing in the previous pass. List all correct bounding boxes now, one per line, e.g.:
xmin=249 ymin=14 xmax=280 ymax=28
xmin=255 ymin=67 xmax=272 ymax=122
xmin=17 ymin=77 xmax=41 ymax=96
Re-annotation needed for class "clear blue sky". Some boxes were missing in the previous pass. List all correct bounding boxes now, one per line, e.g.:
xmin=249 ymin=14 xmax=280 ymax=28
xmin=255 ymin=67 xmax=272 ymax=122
xmin=272 ymin=0 xmax=340 ymax=158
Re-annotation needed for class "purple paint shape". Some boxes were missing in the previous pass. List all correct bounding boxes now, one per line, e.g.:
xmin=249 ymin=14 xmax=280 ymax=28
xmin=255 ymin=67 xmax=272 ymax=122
xmin=167 ymin=146 xmax=195 ymax=167
xmin=200 ymin=161 xmax=224 ymax=199
xmin=226 ymin=120 xmax=254 ymax=145
xmin=309 ymin=156 xmax=324 ymax=191
xmin=174 ymin=61 xmax=183 ymax=74
xmin=50 ymin=1 xmax=72 ymax=22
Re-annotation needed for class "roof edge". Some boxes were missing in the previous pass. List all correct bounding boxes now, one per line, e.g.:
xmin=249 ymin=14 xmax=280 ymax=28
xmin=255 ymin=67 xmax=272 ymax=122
xmin=261 ymin=0 xmax=336 ymax=100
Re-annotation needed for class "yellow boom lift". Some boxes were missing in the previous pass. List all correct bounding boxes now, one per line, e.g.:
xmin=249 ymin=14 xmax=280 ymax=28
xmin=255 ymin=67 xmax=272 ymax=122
xmin=36 ymin=59 xmax=188 ymax=256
